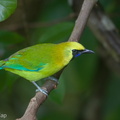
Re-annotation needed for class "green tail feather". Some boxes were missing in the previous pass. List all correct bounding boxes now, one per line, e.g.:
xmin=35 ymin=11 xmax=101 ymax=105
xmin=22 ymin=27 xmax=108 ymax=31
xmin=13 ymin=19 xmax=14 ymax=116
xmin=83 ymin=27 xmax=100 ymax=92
xmin=0 ymin=60 xmax=5 ymax=69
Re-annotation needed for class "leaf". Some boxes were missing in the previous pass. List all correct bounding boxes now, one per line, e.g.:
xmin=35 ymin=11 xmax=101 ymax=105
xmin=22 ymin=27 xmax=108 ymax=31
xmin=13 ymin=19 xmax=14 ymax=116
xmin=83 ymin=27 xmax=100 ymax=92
xmin=38 ymin=22 xmax=74 ymax=43
xmin=0 ymin=0 xmax=17 ymax=22
xmin=0 ymin=30 xmax=25 ymax=44
xmin=39 ymin=0 xmax=72 ymax=21
xmin=31 ymin=0 xmax=72 ymax=44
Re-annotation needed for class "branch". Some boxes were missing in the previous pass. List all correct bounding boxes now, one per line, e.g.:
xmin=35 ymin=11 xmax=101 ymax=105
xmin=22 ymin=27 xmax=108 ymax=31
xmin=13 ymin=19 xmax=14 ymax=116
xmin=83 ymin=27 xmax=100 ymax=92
xmin=16 ymin=80 xmax=57 ymax=120
xmin=68 ymin=0 xmax=97 ymax=42
xmin=16 ymin=0 xmax=97 ymax=120
xmin=88 ymin=2 xmax=120 ymax=73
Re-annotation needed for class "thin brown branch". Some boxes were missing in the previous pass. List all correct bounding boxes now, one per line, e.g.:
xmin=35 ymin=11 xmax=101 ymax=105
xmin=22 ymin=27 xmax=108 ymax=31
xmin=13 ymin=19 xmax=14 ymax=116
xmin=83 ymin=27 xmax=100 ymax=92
xmin=88 ymin=3 xmax=120 ymax=73
xmin=16 ymin=70 xmax=62 ymax=120
xmin=68 ymin=0 xmax=97 ymax=42
xmin=16 ymin=0 xmax=97 ymax=120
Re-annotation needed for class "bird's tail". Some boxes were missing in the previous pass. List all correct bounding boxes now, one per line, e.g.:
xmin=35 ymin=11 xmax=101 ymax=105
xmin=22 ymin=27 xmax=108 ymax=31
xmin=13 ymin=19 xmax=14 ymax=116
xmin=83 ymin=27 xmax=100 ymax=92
xmin=0 ymin=60 xmax=5 ymax=69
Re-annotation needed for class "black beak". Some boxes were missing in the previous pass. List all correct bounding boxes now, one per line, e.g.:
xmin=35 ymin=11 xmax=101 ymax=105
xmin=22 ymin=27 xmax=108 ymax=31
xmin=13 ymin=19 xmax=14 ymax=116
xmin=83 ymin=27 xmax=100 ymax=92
xmin=79 ymin=49 xmax=95 ymax=54
xmin=72 ymin=49 xmax=94 ymax=58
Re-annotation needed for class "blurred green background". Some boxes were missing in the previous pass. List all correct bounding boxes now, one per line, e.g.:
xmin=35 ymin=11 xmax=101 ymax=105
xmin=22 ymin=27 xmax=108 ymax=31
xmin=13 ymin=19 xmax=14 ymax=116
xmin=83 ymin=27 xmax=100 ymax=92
xmin=0 ymin=0 xmax=120 ymax=120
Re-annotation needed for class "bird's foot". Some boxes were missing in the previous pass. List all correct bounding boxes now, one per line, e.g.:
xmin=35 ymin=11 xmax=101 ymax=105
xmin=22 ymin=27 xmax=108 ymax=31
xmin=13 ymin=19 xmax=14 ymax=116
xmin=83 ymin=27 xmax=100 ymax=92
xmin=35 ymin=88 xmax=48 ymax=96
xmin=45 ymin=76 xmax=59 ymax=84
xmin=32 ymin=81 xmax=48 ymax=96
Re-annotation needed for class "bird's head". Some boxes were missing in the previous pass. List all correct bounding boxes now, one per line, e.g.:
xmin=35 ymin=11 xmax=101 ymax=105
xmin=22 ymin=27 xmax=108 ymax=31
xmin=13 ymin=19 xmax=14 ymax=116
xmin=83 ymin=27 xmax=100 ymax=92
xmin=60 ymin=42 xmax=94 ymax=58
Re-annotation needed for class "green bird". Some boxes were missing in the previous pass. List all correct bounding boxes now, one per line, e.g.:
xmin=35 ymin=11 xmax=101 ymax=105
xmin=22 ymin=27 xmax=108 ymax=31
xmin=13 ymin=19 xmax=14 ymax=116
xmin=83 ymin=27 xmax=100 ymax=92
xmin=0 ymin=42 xmax=94 ymax=95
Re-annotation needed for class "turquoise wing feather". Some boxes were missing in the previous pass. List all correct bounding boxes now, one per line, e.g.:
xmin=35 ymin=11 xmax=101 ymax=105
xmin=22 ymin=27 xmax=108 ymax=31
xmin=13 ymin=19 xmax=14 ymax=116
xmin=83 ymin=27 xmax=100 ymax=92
xmin=3 ymin=56 xmax=47 ymax=71
xmin=2 ymin=46 xmax=48 ymax=71
xmin=3 ymin=63 xmax=44 ymax=71
xmin=0 ymin=60 xmax=6 ymax=69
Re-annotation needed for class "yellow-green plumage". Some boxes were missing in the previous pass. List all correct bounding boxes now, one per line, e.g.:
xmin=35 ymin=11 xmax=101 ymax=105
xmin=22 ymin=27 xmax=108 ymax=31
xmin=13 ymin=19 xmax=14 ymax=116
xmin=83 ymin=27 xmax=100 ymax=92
xmin=0 ymin=42 xmax=89 ymax=81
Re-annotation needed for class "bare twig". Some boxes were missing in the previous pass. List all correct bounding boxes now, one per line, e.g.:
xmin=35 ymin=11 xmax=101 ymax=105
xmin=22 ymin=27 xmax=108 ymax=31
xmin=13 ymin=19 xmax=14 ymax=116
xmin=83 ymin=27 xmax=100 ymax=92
xmin=88 ymin=3 xmax=120 ymax=73
xmin=16 ymin=80 xmax=57 ymax=120
xmin=69 ymin=0 xmax=97 ymax=42
xmin=16 ymin=0 xmax=97 ymax=120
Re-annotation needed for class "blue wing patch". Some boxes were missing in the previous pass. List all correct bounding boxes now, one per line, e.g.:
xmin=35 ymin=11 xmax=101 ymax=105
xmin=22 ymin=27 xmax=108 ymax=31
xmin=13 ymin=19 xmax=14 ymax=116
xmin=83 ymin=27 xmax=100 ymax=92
xmin=3 ymin=64 xmax=44 ymax=72
xmin=0 ymin=67 xmax=3 ymax=70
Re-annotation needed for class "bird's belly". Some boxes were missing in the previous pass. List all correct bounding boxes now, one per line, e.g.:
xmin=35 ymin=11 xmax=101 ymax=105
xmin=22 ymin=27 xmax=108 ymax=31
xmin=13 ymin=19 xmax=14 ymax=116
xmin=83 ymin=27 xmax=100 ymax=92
xmin=5 ymin=68 xmax=43 ymax=81
xmin=4 ymin=63 xmax=64 ymax=81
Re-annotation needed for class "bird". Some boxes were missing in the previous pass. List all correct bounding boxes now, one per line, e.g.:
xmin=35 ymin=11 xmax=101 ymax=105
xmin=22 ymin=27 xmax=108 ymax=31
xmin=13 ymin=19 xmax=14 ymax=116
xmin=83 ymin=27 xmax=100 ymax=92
xmin=0 ymin=42 xmax=94 ymax=95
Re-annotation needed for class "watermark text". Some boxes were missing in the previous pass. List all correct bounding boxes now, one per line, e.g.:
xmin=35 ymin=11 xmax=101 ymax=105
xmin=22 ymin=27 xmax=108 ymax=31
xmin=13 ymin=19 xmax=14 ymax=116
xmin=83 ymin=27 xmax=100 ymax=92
xmin=0 ymin=113 xmax=7 ymax=119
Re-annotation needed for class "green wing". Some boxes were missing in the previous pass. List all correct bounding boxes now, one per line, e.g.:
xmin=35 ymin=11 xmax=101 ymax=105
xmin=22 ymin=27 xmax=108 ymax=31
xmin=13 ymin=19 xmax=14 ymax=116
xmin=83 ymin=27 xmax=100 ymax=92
xmin=3 ymin=50 xmax=47 ymax=71
xmin=3 ymin=62 xmax=45 ymax=71
xmin=2 ymin=44 xmax=53 ymax=71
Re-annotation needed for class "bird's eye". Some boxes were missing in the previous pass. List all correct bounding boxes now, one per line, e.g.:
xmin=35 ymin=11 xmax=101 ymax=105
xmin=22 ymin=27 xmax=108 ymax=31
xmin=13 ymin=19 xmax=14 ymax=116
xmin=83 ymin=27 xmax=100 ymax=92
xmin=72 ymin=49 xmax=85 ymax=58
xmin=72 ymin=49 xmax=80 ymax=58
xmin=72 ymin=49 xmax=78 ymax=55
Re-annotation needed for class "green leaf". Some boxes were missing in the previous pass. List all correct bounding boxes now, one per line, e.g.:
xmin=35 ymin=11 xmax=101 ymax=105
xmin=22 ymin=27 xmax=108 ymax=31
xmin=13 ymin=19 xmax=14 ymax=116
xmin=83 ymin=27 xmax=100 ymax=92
xmin=0 ymin=30 xmax=25 ymax=44
xmin=0 ymin=0 xmax=17 ymax=22
xmin=38 ymin=22 xmax=74 ymax=43
xmin=39 ymin=0 xmax=72 ymax=21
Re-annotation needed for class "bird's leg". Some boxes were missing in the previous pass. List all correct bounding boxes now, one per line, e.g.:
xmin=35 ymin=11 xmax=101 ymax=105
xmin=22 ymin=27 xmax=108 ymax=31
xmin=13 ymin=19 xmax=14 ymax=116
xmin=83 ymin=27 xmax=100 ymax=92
xmin=35 ymin=76 xmax=58 ymax=94
xmin=44 ymin=76 xmax=59 ymax=84
xmin=32 ymin=81 xmax=48 ymax=96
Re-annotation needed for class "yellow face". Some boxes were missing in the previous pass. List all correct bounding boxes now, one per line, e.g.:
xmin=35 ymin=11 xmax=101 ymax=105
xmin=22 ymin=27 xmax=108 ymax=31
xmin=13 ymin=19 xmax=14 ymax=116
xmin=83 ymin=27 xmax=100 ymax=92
xmin=58 ymin=42 xmax=94 ymax=58
xmin=64 ymin=42 xmax=85 ymax=51
xmin=58 ymin=42 xmax=85 ymax=53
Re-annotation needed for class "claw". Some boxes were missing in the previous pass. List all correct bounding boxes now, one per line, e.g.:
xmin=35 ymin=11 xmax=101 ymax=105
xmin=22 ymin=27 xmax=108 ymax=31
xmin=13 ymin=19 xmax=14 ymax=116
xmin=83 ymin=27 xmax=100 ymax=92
xmin=45 ymin=76 xmax=59 ymax=84
xmin=32 ymin=81 xmax=48 ymax=96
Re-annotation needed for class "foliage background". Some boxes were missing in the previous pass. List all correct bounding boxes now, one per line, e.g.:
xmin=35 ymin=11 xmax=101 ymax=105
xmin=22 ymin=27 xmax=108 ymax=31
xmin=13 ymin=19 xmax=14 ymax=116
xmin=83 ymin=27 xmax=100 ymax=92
xmin=0 ymin=0 xmax=120 ymax=120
